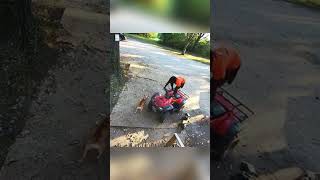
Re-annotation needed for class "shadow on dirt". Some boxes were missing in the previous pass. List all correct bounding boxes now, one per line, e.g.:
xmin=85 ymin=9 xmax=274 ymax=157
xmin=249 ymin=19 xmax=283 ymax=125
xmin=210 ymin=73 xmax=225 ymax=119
xmin=0 ymin=4 xmax=64 ymax=169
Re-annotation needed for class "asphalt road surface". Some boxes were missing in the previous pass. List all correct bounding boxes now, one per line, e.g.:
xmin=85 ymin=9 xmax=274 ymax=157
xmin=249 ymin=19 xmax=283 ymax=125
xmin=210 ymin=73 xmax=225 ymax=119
xmin=212 ymin=0 xmax=320 ymax=179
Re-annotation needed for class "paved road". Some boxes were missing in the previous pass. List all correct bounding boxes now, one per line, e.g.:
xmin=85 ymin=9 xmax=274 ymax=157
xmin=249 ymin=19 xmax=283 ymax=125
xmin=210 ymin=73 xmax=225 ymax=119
xmin=122 ymin=38 xmax=210 ymax=115
xmin=213 ymin=0 xmax=320 ymax=178
xmin=214 ymin=0 xmax=320 ymax=45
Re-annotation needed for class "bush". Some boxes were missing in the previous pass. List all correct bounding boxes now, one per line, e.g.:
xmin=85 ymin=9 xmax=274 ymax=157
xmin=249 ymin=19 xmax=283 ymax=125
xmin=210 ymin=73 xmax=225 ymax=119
xmin=158 ymin=33 xmax=187 ymax=49
xmin=159 ymin=33 xmax=209 ymax=58
xmin=192 ymin=40 xmax=210 ymax=58
xmin=134 ymin=33 xmax=158 ymax=38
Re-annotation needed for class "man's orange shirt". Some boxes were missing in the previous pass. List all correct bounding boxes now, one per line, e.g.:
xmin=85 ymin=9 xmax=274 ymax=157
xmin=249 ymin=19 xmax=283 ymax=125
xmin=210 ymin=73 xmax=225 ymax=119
xmin=227 ymin=49 xmax=241 ymax=70
xmin=212 ymin=47 xmax=241 ymax=80
xmin=212 ymin=47 xmax=227 ymax=80
xmin=175 ymin=77 xmax=185 ymax=87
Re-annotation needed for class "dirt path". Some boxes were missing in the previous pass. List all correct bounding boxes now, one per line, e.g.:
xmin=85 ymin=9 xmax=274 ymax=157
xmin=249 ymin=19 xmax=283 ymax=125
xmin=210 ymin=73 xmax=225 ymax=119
xmin=0 ymin=2 xmax=108 ymax=179
xmin=213 ymin=0 xmax=320 ymax=178
xmin=110 ymin=38 xmax=210 ymax=147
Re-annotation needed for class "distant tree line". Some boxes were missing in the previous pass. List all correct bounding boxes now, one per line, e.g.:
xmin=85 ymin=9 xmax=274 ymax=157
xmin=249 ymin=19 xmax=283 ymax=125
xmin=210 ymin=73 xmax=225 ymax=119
xmin=159 ymin=33 xmax=210 ymax=58
xmin=133 ymin=33 xmax=209 ymax=58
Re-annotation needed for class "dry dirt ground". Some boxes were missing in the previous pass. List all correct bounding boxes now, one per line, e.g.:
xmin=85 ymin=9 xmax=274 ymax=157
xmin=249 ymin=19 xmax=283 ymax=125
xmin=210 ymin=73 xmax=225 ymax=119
xmin=0 ymin=1 xmax=108 ymax=179
xmin=212 ymin=0 xmax=320 ymax=179
xmin=110 ymin=38 xmax=210 ymax=147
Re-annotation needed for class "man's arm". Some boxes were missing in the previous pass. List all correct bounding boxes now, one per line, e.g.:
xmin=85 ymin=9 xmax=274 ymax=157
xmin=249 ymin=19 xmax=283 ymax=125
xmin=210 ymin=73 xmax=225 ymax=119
xmin=165 ymin=76 xmax=176 ymax=90
xmin=164 ymin=79 xmax=170 ymax=89
xmin=174 ymin=87 xmax=178 ymax=95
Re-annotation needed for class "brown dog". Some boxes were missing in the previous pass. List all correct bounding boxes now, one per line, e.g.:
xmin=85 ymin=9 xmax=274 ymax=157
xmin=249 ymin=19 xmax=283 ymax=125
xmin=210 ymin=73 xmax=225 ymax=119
xmin=80 ymin=114 xmax=109 ymax=162
xmin=135 ymin=95 xmax=148 ymax=113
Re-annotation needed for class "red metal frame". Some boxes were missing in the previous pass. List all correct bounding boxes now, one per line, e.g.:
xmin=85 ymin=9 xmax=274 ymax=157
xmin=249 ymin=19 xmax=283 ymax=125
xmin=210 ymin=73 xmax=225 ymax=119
xmin=166 ymin=89 xmax=189 ymax=101
xmin=176 ymin=90 xmax=189 ymax=100
xmin=215 ymin=88 xmax=254 ymax=122
xmin=211 ymin=88 xmax=254 ymax=158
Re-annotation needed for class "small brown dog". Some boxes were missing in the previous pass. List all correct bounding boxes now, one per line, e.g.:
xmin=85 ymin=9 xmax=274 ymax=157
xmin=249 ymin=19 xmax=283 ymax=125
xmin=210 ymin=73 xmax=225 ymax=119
xmin=135 ymin=95 xmax=148 ymax=113
xmin=80 ymin=114 xmax=109 ymax=162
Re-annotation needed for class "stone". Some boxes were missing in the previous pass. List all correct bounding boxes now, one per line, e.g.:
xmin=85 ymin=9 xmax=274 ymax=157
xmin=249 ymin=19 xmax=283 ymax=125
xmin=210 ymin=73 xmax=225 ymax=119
xmin=240 ymin=161 xmax=257 ymax=177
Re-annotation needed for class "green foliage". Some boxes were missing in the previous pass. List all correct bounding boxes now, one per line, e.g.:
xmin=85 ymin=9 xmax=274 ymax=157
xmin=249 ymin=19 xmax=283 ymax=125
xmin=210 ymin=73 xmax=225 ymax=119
xmin=290 ymin=0 xmax=320 ymax=6
xmin=133 ymin=33 xmax=158 ymax=38
xmin=158 ymin=33 xmax=209 ymax=58
xmin=172 ymin=0 xmax=210 ymax=26
xmin=158 ymin=33 xmax=187 ymax=49
xmin=121 ymin=0 xmax=172 ymax=15
xmin=192 ymin=39 xmax=210 ymax=58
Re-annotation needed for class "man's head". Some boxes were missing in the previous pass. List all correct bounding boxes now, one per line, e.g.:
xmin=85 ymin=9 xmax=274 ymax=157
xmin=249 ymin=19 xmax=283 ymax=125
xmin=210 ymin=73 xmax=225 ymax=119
xmin=211 ymin=45 xmax=229 ymax=71
xmin=211 ymin=48 xmax=227 ymax=79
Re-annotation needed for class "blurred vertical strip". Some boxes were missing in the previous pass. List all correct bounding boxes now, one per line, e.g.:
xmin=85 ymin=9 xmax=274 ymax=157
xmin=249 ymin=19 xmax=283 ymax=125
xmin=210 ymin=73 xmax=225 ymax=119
xmin=110 ymin=0 xmax=210 ymax=33
xmin=111 ymin=148 xmax=210 ymax=180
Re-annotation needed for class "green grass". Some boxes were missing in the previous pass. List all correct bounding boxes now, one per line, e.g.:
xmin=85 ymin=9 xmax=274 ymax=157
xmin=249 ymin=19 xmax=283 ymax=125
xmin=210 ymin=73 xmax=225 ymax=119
xmin=125 ymin=34 xmax=210 ymax=65
xmin=126 ymin=34 xmax=160 ymax=46
xmin=171 ymin=52 xmax=210 ymax=64
xmin=289 ymin=0 xmax=320 ymax=8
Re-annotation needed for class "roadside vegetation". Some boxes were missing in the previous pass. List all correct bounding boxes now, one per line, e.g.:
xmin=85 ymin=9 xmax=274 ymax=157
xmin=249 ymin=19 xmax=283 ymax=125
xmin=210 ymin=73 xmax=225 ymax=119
xmin=289 ymin=0 xmax=320 ymax=8
xmin=126 ymin=33 xmax=210 ymax=64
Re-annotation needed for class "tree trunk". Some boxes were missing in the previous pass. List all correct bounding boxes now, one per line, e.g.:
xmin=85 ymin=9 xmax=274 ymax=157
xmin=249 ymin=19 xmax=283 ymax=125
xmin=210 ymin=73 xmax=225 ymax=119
xmin=190 ymin=33 xmax=204 ymax=51
xmin=181 ymin=33 xmax=195 ymax=55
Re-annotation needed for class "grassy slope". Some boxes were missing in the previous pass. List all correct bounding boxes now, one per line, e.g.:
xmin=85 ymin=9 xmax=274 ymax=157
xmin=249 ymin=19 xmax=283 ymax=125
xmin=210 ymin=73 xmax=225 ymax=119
xmin=289 ymin=0 xmax=320 ymax=7
xmin=126 ymin=34 xmax=210 ymax=65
